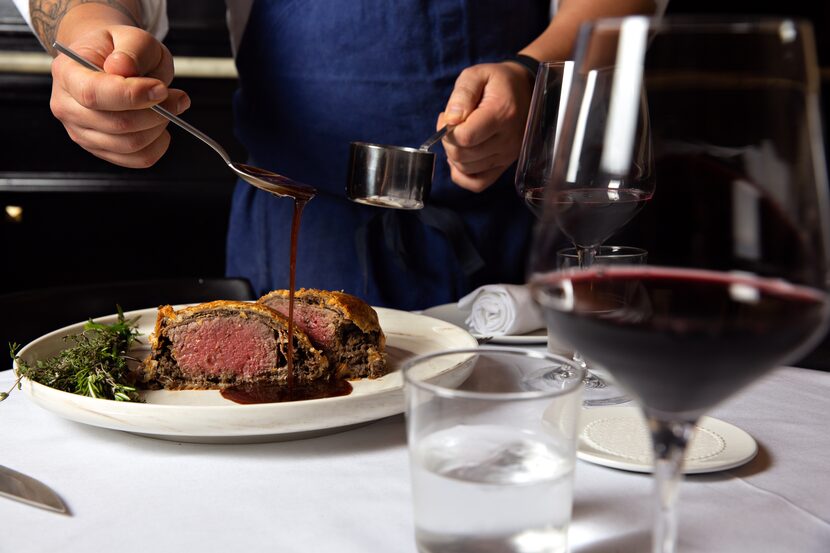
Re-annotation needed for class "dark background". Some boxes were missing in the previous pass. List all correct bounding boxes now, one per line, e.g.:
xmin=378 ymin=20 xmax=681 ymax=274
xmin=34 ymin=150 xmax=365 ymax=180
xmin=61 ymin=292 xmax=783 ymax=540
xmin=660 ymin=0 xmax=830 ymax=370
xmin=0 ymin=0 xmax=241 ymax=292
xmin=666 ymin=0 xmax=829 ymax=123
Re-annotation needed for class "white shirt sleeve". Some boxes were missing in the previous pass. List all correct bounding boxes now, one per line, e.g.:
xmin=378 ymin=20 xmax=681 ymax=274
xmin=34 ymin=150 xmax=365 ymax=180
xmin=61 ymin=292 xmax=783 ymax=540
xmin=10 ymin=0 xmax=169 ymax=40
xmin=141 ymin=0 xmax=169 ymax=40
xmin=226 ymin=0 xmax=253 ymax=57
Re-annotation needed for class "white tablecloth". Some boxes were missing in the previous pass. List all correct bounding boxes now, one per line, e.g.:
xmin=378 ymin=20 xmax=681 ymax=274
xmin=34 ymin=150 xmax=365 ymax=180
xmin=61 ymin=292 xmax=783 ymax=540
xmin=1 ymin=366 xmax=829 ymax=553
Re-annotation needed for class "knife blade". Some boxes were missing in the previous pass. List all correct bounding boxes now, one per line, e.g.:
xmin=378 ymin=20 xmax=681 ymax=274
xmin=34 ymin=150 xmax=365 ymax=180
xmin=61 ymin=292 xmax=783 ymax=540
xmin=0 ymin=464 xmax=69 ymax=515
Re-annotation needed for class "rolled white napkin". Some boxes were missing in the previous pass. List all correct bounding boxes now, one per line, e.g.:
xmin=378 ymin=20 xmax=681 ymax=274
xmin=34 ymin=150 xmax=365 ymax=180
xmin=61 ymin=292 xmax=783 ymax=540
xmin=457 ymin=284 xmax=545 ymax=336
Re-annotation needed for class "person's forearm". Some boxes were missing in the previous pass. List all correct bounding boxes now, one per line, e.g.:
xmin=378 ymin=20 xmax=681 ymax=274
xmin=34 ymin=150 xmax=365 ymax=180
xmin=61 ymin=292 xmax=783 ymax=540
xmin=30 ymin=0 xmax=142 ymax=55
xmin=520 ymin=0 xmax=657 ymax=61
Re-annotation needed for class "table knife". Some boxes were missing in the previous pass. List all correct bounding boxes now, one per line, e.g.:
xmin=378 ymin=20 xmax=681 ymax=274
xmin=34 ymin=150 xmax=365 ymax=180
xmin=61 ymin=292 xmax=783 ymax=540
xmin=0 ymin=464 xmax=69 ymax=515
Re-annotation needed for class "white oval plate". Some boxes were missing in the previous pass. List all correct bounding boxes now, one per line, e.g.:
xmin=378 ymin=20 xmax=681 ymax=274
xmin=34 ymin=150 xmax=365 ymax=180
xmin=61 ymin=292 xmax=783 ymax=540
xmin=16 ymin=306 xmax=478 ymax=443
xmin=421 ymin=303 xmax=547 ymax=344
xmin=577 ymin=406 xmax=758 ymax=474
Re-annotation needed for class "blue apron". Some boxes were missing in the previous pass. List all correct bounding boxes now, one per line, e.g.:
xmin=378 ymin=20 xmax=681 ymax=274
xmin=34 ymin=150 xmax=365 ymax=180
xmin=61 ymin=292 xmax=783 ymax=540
xmin=226 ymin=0 xmax=548 ymax=310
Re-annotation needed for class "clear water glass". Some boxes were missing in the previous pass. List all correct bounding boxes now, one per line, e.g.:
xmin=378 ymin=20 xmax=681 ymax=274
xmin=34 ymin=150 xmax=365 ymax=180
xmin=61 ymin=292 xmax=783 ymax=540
xmin=403 ymin=347 xmax=585 ymax=553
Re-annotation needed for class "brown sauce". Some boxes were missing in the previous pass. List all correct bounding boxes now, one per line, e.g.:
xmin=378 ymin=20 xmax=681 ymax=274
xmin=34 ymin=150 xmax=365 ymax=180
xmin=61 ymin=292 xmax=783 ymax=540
xmin=221 ymin=378 xmax=353 ymax=404
xmin=220 ymin=347 xmax=413 ymax=405
xmin=221 ymin=187 xmax=355 ymax=405
xmin=285 ymin=197 xmax=307 ymax=390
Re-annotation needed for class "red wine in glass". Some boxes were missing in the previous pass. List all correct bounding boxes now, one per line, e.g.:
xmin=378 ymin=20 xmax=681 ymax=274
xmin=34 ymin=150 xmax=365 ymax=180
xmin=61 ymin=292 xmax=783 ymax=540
xmin=534 ymin=266 xmax=829 ymax=418
xmin=551 ymin=187 xmax=652 ymax=250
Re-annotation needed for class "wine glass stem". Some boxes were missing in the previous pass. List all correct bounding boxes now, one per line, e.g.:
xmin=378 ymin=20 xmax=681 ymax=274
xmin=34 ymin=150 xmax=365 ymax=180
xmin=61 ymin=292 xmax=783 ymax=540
xmin=648 ymin=417 xmax=696 ymax=553
xmin=578 ymin=246 xmax=598 ymax=268
xmin=575 ymin=246 xmax=602 ymax=394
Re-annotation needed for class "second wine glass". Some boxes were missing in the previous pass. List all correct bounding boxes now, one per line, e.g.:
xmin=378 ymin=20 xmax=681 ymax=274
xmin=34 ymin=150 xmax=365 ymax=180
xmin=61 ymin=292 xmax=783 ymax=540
xmin=518 ymin=61 xmax=651 ymax=397
xmin=543 ymin=59 xmax=655 ymax=267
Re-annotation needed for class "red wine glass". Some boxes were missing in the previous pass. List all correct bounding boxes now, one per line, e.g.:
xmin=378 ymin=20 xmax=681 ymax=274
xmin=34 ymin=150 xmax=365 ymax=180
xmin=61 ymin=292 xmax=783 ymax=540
xmin=538 ymin=53 xmax=654 ymax=267
xmin=530 ymin=16 xmax=830 ymax=553
xmin=517 ymin=61 xmax=650 ymax=398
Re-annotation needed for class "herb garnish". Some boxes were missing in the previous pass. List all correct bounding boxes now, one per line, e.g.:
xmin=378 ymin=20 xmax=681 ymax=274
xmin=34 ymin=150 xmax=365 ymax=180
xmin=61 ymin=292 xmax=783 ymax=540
xmin=3 ymin=308 xmax=143 ymax=402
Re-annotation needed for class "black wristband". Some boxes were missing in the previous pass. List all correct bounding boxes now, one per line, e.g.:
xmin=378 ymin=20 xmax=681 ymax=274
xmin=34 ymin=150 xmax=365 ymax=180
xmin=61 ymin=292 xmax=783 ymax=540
xmin=504 ymin=54 xmax=540 ymax=81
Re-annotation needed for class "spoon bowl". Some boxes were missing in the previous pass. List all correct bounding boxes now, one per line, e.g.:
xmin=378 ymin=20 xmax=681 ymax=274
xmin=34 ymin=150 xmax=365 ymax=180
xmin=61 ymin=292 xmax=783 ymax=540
xmin=230 ymin=162 xmax=316 ymax=201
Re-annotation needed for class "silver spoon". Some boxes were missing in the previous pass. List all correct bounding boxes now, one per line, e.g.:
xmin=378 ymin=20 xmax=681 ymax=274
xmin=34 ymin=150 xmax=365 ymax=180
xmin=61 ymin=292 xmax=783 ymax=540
xmin=53 ymin=41 xmax=316 ymax=201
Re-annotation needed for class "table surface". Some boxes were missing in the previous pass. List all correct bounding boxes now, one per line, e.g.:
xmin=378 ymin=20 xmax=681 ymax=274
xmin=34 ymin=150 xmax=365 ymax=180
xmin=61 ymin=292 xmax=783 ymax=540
xmin=1 ymin=363 xmax=829 ymax=553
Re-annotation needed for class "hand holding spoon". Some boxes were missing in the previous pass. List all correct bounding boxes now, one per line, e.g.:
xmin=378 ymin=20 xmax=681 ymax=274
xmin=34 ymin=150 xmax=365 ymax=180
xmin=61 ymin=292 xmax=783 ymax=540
xmin=53 ymin=41 xmax=316 ymax=201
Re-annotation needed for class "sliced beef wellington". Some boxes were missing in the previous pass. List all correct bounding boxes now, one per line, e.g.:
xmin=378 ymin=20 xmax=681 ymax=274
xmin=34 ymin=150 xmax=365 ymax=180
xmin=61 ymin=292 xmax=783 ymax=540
xmin=141 ymin=301 xmax=328 ymax=390
xmin=258 ymin=289 xmax=388 ymax=379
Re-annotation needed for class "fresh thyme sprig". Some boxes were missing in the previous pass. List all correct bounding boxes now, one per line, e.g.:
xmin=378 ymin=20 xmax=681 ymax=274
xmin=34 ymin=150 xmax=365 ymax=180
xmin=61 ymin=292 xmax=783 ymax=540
xmin=5 ymin=307 xmax=143 ymax=402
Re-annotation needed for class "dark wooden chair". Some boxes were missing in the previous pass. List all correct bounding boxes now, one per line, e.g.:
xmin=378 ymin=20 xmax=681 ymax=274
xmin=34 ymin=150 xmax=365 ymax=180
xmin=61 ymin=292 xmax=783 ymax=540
xmin=1 ymin=277 xmax=255 ymax=370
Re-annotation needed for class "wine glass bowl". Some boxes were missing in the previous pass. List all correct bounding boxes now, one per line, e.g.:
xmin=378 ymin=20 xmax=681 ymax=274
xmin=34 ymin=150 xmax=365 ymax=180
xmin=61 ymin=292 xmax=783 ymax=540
xmin=529 ymin=16 xmax=830 ymax=553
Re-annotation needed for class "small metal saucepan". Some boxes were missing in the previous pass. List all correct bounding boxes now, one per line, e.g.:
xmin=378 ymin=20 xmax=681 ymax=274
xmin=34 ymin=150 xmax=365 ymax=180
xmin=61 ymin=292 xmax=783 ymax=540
xmin=346 ymin=126 xmax=450 ymax=210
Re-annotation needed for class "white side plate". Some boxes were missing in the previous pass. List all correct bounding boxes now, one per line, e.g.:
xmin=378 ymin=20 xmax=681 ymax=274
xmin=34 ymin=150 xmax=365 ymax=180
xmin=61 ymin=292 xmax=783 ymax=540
xmin=577 ymin=406 xmax=758 ymax=474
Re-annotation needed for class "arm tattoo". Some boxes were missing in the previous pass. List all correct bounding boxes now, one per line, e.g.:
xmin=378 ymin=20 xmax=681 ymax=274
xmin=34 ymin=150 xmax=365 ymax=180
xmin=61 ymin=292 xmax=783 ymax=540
xmin=29 ymin=0 xmax=142 ymax=55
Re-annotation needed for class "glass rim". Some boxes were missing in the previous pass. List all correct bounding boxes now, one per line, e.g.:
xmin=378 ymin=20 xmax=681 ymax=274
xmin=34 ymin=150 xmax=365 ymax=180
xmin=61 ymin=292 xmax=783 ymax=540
xmin=557 ymin=245 xmax=648 ymax=260
xmin=401 ymin=346 xmax=585 ymax=401
xmin=538 ymin=60 xmax=570 ymax=69
xmin=349 ymin=141 xmax=432 ymax=156
xmin=538 ymin=61 xmax=615 ymax=73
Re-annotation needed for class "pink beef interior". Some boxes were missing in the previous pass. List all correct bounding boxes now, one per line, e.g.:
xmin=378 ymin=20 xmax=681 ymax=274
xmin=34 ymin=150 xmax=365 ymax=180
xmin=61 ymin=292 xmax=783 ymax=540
xmin=168 ymin=316 xmax=278 ymax=378
xmin=264 ymin=299 xmax=338 ymax=349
